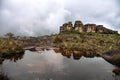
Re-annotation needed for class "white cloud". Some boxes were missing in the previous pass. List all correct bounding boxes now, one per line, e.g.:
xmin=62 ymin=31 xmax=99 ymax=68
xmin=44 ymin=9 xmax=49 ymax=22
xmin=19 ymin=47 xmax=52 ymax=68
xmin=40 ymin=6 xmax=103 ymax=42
xmin=0 ymin=0 xmax=120 ymax=36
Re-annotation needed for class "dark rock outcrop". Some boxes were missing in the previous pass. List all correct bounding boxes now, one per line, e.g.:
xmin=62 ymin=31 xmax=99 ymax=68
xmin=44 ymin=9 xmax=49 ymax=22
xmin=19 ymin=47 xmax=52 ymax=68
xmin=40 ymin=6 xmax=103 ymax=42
xmin=100 ymin=50 xmax=120 ymax=67
xmin=113 ymin=68 xmax=120 ymax=75
xmin=60 ymin=20 xmax=118 ymax=34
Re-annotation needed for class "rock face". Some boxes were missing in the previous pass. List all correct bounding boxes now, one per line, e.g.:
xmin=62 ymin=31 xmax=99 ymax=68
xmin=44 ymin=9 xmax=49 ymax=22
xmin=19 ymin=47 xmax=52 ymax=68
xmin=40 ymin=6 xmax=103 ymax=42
xmin=60 ymin=21 xmax=73 ymax=32
xmin=84 ymin=24 xmax=96 ymax=32
xmin=74 ymin=20 xmax=83 ymax=32
xmin=60 ymin=20 xmax=118 ymax=34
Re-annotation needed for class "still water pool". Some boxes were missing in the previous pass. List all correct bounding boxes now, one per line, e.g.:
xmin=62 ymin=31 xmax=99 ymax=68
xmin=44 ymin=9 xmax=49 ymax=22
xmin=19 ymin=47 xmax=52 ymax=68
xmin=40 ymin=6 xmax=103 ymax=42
xmin=0 ymin=50 xmax=119 ymax=80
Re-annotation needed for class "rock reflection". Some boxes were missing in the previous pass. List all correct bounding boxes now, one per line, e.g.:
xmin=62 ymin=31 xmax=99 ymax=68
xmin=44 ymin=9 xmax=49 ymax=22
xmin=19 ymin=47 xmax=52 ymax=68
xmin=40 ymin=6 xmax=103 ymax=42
xmin=0 ymin=58 xmax=4 ymax=64
xmin=54 ymin=49 xmax=96 ymax=60
xmin=73 ymin=52 xmax=82 ymax=60
xmin=61 ymin=50 xmax=72 ymax=58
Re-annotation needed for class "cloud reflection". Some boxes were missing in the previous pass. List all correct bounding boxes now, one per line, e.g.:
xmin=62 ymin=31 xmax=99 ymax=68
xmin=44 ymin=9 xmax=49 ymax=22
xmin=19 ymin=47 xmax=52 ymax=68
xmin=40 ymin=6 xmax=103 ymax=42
xmin=26 ymin=50 xmax=66 ymax=74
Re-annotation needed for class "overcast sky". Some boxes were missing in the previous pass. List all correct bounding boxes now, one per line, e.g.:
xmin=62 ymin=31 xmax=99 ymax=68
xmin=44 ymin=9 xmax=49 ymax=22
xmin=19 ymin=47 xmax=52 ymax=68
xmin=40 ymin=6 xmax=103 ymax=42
xmin=0 ymin=0 xmax=120 ymax=36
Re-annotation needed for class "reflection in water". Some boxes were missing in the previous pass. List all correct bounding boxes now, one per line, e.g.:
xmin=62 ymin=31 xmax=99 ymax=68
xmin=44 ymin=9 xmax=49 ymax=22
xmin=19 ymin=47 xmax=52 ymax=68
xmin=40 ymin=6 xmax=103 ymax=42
xmin=0 ymin=73 xmax=9 ymax=80
xmin=0 ymin=50 xmax=119 ymax=80
xmin=0 ymin=58 xmax=4 ymax=64
xmin=0 ymin=52 xmax=24 ymax=64
xmin=54 ymin=49 xmax=96 ymax=60
xmin=0 ymin=52 xmax=25 ymax=80
xmin=73 ymin=52 xmax=82 ymax=60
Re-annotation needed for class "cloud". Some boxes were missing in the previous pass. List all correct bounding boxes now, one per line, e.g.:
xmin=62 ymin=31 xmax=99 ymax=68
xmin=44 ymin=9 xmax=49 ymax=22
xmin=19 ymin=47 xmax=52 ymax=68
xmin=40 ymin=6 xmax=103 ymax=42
xmin=0 ymin=0 xmax=67 ymax=36
xmin=63 ymin=0 xmax=120 ymax=30
xmin=0 ymin=0 xmax=120 ymax=36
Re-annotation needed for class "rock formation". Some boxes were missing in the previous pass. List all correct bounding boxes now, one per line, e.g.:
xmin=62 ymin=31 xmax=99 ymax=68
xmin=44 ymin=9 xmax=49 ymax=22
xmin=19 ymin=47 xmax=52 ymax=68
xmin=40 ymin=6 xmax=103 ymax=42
xmin=74 ymin=20 xmax=83 ymax=32
xmin=60 ymin=22 xmax=73 ymax=32
xmin=60 ymin=20 xmax=118 ymax=34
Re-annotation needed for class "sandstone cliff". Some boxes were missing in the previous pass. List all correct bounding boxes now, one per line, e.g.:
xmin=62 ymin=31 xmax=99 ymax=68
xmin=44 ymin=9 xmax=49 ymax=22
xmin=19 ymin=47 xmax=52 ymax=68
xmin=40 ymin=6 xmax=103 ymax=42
xmin=60 ymin=20 xmax=118 ymax=34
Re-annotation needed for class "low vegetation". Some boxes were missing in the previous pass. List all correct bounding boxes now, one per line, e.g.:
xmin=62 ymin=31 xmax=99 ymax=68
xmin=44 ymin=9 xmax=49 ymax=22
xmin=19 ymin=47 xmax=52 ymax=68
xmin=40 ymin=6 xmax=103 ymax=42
xmin=50 ymin=32 xmax=120 ymax=54
xmin=0 ymin=39 xmax=23 ymax=54
xmin=34 ymin=32 xmax=120 ymax=66
xmin=0 ymin=31 xmax=120 ymax=66
xmin=0 ymin=33 xmax=24 ymax=63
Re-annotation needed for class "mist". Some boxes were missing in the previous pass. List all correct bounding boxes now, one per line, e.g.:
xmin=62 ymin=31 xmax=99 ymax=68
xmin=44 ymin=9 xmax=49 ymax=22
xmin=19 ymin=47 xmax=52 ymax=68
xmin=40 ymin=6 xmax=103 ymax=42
xmin=0 ymin=0 xmax=120 ymax=36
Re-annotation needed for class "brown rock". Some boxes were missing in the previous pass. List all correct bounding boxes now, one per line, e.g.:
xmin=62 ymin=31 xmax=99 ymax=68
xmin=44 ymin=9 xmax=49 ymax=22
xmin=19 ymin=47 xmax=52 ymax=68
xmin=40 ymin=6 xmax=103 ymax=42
xmin=74 ymin=20 xmax=84 ymax=32
xmin=113 ymin=68 xmax=120 ymax=75
xmin=59 ymin=20 xmax=118 ymax=34
xmin=84 ymin=24 xmax=96 ymax=32
xmin=96 ymin=25 xmax=104 ymax=33
xmin=60 ymin=22 xmax=73 ymax=33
